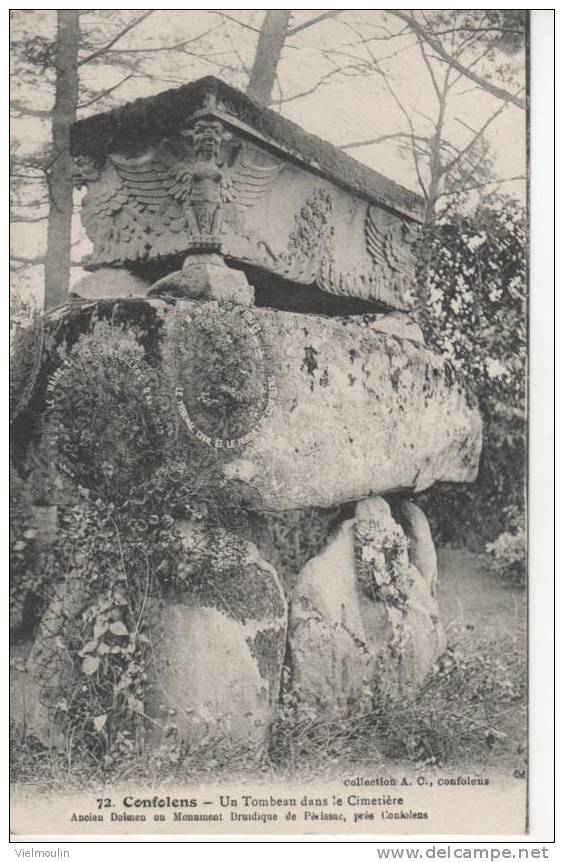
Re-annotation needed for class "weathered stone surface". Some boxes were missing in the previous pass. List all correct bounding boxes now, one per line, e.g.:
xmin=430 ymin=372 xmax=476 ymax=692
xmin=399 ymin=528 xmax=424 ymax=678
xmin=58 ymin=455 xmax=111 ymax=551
xmin=150 ymin=254 xmax=254 ymax=305
xmin=369 ymin=310 xmax=425 ymax=345
xmin=10 ymin=643 xmax=40 ymax=740
xmin=394 ymin=499 xmax=439 ymax=596
xmin=30 ymin=298 xmax=482 ymax=513
xmin=217 ymin=304 xmax=482 ymax=509
xmin=72 ymin=267 xmax=151 ymax=299
xmin=288 ymin=497 xmax=445 ymax=716
xmin=146 ymin=528 xmax=287 ymax=751
xmin=289 ymin=519 xmax=373 ymax=717
xmin=12 ymin=588 xmax=71 ymax=748
xmin=71 ymin=76 xmax=422 ymax=311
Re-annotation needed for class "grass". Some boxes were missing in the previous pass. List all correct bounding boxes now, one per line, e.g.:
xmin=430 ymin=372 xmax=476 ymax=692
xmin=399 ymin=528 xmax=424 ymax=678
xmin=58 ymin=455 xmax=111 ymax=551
xmin=11 ymin=548 xmax=527 ymax=798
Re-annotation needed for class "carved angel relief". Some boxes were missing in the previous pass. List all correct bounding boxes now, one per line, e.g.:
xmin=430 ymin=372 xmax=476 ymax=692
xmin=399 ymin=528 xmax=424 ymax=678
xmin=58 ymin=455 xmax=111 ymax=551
xmin=73 ymin=119 xmax=284 ymax=268
xmin=365 ymin=205 xmax=419 ymax=282
xmin=314 ymin=205 xmax=420 ymax=309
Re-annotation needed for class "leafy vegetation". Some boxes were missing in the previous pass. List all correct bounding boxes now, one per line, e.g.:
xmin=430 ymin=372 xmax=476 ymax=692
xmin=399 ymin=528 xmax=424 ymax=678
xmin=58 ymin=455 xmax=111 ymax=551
xmin=416 ymin=194 xmax=527 ymax=556
xmin=10 ymin=316 xmax=248 ymax=756
xmin=485 ymin=507 xmax=527 ymax=586
xmin=11 ymin=602 xmax=527 ymax=787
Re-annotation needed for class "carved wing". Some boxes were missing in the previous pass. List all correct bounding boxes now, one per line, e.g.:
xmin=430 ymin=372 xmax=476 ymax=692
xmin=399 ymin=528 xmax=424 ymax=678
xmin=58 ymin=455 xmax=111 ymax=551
xmin=81 ymin=152 xmax=188 ymax=265
xmin=365 ymin=205 xmax=414 ymax=274
xmin=221 ymin=146 xmax=283 ymax=212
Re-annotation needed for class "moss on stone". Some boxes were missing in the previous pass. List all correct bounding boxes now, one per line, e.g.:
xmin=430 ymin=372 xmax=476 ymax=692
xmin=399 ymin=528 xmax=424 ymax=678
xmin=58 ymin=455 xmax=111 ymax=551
xmin=246 ymin=628 xmax=285 ymax=688
xmin=10 ymin=299 xmax=167 ymax=465
xmin=188 ymin=547 xmax=285 ymax=624
xmin=71 ymin=76 xmax=423 ymax=221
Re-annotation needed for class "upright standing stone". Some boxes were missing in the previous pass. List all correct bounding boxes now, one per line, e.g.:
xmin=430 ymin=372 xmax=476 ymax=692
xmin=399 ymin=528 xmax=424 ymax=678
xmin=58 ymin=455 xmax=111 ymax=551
xmin=146 ymin=525 xmax=287 ymax=753
xmin=289 ymin=497 xmax=445 ymax=717
xmin=394 ymin=499 xmax=439 ymax=596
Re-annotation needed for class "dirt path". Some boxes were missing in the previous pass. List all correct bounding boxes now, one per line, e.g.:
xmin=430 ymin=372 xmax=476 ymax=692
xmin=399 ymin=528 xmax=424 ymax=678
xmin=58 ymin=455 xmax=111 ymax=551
xmin=434 ymin=547 xmax=527 ymax=777
xmin=437 ymin=547 xmax=526 ymax=640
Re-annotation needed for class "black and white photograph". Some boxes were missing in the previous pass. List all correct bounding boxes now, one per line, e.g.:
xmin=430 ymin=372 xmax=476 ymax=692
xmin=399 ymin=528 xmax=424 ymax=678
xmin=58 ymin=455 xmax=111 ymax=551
xmin=8 ymin=7 xmax=553 ymax=842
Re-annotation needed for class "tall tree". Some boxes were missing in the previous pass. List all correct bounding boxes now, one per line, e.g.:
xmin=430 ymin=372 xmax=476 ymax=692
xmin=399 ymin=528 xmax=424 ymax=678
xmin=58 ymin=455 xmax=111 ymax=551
xmin=10 ymin=10 xmax=219 ymax=311
xmin=245 ymin=10 xmax=344 ymax=106
xmin=44 ymin=11 xmax=80 ymax=310
xmin=247 ymin=10 xmax=291 ymax=105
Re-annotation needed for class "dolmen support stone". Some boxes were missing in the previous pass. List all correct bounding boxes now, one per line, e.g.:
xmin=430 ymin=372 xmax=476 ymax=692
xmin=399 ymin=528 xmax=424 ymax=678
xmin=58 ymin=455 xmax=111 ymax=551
xmin=145 ymin=523 xmax=287 ymax=753
xmin=288 ymin=497 xmax=446 ymax=717
xmin=10 ymin=76 xmax=483 ymax=756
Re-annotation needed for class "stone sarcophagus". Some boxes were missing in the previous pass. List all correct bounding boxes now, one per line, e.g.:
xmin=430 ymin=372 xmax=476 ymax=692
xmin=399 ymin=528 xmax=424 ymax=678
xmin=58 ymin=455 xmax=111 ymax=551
xmin=70 ymin=75 xmax=423 ymax=310
xmin=11 ymin=77 xmax=482 ymax=755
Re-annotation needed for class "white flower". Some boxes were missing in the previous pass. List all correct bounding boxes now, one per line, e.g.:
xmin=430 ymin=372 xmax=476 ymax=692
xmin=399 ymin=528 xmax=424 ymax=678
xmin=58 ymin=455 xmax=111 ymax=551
xmin=485 ymin=358 xmax=506 ymax=379
xmin=466 ymin=233 xmax=487 ymax=251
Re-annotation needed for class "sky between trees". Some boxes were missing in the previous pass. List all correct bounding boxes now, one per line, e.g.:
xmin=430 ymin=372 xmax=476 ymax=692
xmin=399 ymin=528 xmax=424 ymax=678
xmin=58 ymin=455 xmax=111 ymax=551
xmin=10 ymin=9 xmax=527 ymax=310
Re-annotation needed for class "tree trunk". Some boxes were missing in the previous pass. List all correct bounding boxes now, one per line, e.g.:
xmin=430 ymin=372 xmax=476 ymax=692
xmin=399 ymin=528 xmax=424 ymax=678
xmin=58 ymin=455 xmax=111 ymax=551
xmin=44 ymin=10 xmax=80 ymax=310
xmin=247 ymin=10 xmax=291 ymax=106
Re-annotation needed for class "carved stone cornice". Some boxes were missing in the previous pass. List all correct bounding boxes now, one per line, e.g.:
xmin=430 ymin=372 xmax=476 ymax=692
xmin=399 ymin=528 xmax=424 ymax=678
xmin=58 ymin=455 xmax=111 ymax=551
xmin=73 ymin=114 xmax=284 ymax=268
xmin=71 ymin=76 xmax=423 ymax=222
xmin=71 ymin=76 xmax=423 ymax=311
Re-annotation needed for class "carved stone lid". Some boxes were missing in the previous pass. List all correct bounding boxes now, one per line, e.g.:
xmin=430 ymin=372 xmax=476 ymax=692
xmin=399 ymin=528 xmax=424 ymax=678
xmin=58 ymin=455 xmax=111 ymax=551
xmin=70 ymin=75 xmax=423 ymax=223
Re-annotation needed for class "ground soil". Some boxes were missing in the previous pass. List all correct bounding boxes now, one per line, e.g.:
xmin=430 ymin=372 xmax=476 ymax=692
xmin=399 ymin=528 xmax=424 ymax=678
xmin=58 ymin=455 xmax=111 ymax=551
xmin=438 ymin=547 xmax=526 ymax=645
xmin=10 ymin=548 xmax=528 ymax=798
xmin=434 ymin=547 xmax=527 ymax=776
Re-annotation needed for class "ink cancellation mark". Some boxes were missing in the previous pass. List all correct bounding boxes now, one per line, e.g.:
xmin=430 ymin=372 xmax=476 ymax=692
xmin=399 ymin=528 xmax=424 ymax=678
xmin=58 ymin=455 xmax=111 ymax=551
xmin=175 ymin=300 xmax=277 ymax=449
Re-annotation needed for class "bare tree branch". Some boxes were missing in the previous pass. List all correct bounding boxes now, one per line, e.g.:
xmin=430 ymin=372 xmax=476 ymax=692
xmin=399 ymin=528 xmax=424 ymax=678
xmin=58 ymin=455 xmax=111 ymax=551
xmin=436 ymin=175 xmax=525 ymax=200
xmin=11 ymin=254 xmax=44 ymax=266
xmin=383 ymin=75 xmax=429 ymax=200
xmin=79 ymin=11 xmax=153 ymax=66
xmin=211 ymin=11 xmax=260 ymax=34
xmin=340 ymin=132 xmax=429 ymax=150
xmin=276 ymin=64 xmax=357 ymax=105
xmin=11 ymin=172 xmax=45 ymax=180
xmin=286 ymin=11 xmax=343 ymax=37
xmin=11 ymin=213 xmax=48 ymax=223
xmin=430 ymin=26 xmax=525 ymax=37
xmin=10 ymin=101 xmax=51 ymax=118
xmin=416 ymin=36 xmax=442 ymax=100
xmin=103 ymin=24 xmax=222 ymax=55
xmin=390 ymin=11 xmax=526 ymax=109
xmin=445 ymin=101 xmax=508 ymax=175
xmin=78 ymin=75 xmax=135 ymax=109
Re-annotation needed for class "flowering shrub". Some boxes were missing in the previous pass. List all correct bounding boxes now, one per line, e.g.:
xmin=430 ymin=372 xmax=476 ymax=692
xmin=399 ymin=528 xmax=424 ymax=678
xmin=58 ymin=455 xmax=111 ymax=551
xmin=485 ymin=509 xmax=527 ymax=586
xmin=416 ymin=195 xmax=526 ymax=556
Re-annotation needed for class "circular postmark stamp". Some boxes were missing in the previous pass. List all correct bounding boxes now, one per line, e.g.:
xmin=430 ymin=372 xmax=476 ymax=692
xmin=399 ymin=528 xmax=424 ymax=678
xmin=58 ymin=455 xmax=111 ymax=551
xmin=174 ymin=301 xmax=277 ymax=449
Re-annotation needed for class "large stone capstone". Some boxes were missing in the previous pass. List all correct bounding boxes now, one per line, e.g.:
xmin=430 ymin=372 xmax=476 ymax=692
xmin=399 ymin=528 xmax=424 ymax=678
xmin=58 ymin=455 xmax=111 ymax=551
xmin=219 ymin=304 xmax=482 ymax=509
xmin=22 ymin=297 xmax=482 ymax=513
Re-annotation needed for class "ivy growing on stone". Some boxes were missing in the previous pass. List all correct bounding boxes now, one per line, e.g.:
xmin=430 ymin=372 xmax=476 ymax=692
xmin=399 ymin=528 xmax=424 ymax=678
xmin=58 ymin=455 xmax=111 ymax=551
xmin=10 ymin=310 xmax=248 ymax=756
